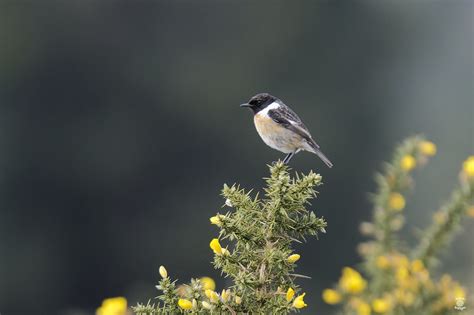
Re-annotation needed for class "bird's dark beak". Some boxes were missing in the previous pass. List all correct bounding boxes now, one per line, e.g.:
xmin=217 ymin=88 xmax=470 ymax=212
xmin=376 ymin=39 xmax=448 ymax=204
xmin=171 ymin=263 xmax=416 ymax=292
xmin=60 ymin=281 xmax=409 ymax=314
xmin=240 ymin=103 xmax=252 ymax=108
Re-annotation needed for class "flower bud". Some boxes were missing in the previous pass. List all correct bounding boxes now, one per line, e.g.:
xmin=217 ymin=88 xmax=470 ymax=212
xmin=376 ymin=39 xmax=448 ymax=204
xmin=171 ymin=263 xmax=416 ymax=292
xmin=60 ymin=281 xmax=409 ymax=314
xmin=286 ymin=288 xmax=295 ymax=302
xmin=221 ymin=289 xmax=230 ymax=302
xmin=159 ymin=265 xmax=168 ymax=279
xmin=210 ymin=215 xmax=222 ymax=226
xmin=202 ymin=301 xmax=213 ymax=310
xmin=359 ymin=222 xmax=374 ymax=235
xmin=235 ymin=295 xmax=242 ymax=305
xmin=287 ymin=254 xmax=301 ymax=263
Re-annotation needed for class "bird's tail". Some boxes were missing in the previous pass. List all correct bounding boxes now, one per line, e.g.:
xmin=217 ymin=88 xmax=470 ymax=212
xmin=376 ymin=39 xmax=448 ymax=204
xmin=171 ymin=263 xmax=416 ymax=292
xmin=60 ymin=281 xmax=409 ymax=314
xmin=313 ymin=149 xmax=333 ymax=168
xmin=306 ymin=140 xmax=333 ymax=168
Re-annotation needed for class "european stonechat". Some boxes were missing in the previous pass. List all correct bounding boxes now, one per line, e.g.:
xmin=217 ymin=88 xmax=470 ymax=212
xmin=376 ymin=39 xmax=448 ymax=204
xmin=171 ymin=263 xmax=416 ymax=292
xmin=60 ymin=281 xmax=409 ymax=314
xmin=240 ymin=93 xmax=333 ymax=167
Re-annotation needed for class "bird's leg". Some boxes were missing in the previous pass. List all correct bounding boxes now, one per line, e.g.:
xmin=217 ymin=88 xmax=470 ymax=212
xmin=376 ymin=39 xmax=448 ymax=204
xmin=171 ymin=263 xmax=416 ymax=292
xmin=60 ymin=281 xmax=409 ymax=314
xmin=282 ymin=152 xmax=295 ymax=164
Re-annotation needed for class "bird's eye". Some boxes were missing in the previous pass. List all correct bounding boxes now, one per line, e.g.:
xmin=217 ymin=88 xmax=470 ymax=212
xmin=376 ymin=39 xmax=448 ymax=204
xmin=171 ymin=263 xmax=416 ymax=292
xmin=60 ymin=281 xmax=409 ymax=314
xmin=249 ymin=99 xmax=258 ymax=106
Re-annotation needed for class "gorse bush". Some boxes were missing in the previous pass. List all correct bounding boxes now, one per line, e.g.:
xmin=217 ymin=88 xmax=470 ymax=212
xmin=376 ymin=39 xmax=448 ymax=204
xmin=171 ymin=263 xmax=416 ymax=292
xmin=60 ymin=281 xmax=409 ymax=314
xmin=322 ymin=136 xmax=474 ymax=315
xmin=129 ymin=136 xmax=474 ymax=315
xmin=134 ymin=162 xmax=327 ymax=314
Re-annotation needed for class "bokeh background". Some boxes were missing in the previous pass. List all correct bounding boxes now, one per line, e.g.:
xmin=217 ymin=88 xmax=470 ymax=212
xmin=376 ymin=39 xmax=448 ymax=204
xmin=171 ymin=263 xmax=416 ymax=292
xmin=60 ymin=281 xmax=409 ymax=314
xmin=0 ymin=1 xmax=473 ymax=314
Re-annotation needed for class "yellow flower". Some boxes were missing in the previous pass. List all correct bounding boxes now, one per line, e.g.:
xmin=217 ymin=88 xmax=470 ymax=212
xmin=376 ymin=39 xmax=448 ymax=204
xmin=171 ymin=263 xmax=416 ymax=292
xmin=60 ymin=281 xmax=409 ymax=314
xmin=356 ymin=302 xmax=371 ymax=315
xmin=287 ymin=254 xmax=301 ymax=263
xmin=388 ymin=193 xmax=405 ymax=211
xmin=375 ymin=256 xmax=390 ymax=269
xmin=209 ymin=215 xmax=221 ymax=226
xmin=210 ymin=238 xmax=222 ymax=255
xmin=159 ymin=265 xmax=168 ymax=279
xmin=96 ymin=297 xmax=127 ymax=315
xmin=178 ymin=298 xmax=193 ymax=310
xmin=467 ymin=206 xmax=474 ymax=217
xmin=396 ymin=267 xmax=409 ymax=282
xmin=322 ymin=289 xmax=342 ymax=304
xmin=200 ymin=277 xmax=216 ymax=291
xmin=339 ymin=267 xmax=367 ymax=294
xmin=463 ymin=156 xmax=474 ymax=177
xmin=372 ymin=298 xmax=391 ymax=313
xmin=411 ymin=259 xmax=424 ymax=273
xmin=454 ymin=285 xmax=466 ymax=299
xmin=235 ymin=295 xmax=242 ymax=305
xmin=205 ymin=289 xmax=220 ymax=303
xmin=286 ymin=287 xmax=295 ymax=302
xmin=395 ymin=267 xmax=416 ymax=289
xmin=221 ymin=289 xmax=231 ymax=302
xmin=292 ymin=293 xmax=307 ymax=309
xmin=419 ymin=141 xmax=437 ymax=156
xmin=401 ymin=155 xmax=416 ymax=171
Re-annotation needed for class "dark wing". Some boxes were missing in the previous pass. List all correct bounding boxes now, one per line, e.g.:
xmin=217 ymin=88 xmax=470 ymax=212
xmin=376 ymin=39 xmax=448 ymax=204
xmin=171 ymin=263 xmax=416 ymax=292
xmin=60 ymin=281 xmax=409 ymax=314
xmin=268 ymin=105 xmax=320 ymax=149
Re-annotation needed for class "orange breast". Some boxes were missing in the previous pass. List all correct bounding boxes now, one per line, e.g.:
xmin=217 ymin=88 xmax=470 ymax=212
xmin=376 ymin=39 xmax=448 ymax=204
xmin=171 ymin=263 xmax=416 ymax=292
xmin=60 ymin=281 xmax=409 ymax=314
xmin=254 ymin=113 xmax=285 ymax=135
xmin=253 ymin=113 xmax=303 ymax=153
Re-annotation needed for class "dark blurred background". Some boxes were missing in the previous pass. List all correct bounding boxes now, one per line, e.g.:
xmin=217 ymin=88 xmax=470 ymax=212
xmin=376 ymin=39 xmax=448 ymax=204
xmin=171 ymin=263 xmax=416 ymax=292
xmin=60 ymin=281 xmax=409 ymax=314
xmin=0 ymin=1 xmax=473 ymax=314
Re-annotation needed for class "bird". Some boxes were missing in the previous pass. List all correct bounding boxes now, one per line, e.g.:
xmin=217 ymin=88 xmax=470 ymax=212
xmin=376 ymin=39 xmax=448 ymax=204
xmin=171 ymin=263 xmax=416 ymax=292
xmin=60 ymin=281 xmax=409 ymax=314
xmin=240 ymin=93 xmax=333 ymax=167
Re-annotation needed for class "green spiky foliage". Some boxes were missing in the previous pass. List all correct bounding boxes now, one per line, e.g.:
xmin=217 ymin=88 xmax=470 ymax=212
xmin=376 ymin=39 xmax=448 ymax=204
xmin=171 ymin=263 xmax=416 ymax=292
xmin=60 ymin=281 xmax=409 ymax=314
xmin=134 ymin=162 xmax=327 ymax=314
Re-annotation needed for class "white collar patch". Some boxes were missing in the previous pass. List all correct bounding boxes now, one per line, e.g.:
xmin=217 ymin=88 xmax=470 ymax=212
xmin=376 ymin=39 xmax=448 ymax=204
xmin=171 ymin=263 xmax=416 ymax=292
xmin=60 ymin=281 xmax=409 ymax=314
xmin=259 ymin=102 xmax=280 ymax=116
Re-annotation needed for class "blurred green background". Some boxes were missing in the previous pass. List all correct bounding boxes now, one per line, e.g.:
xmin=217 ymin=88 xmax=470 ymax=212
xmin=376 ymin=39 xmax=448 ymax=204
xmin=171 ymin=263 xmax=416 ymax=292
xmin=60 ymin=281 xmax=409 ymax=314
xmin=0 ymin=1 xmax=473 ymax=314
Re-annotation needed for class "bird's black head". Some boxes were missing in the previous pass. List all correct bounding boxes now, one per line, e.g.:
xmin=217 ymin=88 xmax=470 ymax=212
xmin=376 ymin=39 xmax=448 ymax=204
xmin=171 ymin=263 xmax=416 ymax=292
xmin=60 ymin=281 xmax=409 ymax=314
xmin=240 ymin=93 xmax=277 ymax=114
